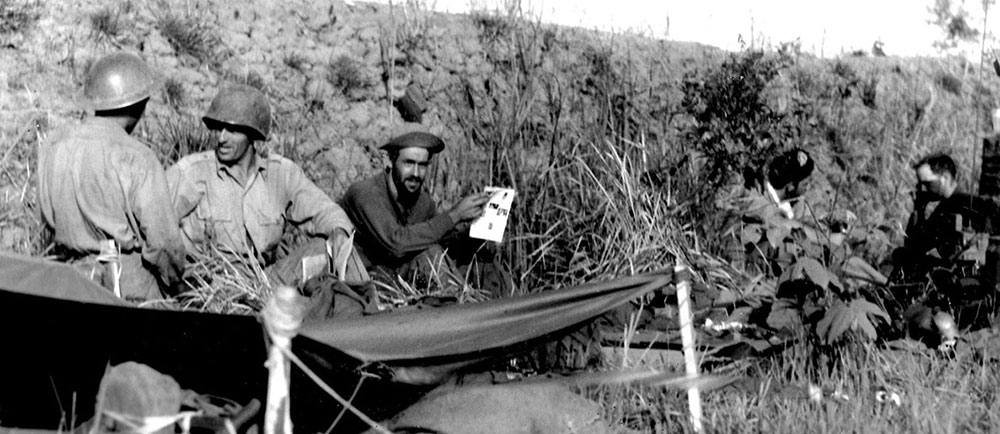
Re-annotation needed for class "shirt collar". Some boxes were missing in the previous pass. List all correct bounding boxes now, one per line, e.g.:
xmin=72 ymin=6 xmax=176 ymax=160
xmin=85 ymin=116 xmax=128 ymax=134
xmin=216 ymin=153 xmax=269 ymax=182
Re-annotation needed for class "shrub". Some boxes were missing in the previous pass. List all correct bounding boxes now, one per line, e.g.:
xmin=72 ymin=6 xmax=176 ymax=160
xmin=679 ymin=50 xmax=798 ymax=192
xmin=326 ymin=55 xmax=368 ymax=96
xmin=936 ymin=72 xmax=963 ymax=95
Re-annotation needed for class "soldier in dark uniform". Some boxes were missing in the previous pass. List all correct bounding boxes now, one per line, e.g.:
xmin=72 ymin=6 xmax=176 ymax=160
xmin=892 ymin=153 xmax=1000 ymax=330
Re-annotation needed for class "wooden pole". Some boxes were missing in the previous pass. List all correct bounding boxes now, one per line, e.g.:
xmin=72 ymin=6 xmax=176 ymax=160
xmin=262 ymin=285 xmax=305 ymax=434
xmin=674 ymin=261 xmax=703 ymax=433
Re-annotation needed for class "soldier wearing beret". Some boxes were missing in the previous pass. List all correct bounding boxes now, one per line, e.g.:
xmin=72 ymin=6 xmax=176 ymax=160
xmin=341 ymin=132 xmax=492 ymax=286
xmin=722 ymin=148 xmax=817 ymax=277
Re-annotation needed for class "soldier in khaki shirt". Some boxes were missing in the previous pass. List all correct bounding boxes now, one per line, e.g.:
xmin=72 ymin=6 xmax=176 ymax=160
xmin=38 ymin=52 xmax=185 ymax=302
xmin=167 ymin=85 xmax=366 ymax=287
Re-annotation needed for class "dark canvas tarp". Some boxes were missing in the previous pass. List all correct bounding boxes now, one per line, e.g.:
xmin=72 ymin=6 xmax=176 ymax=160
xmin=0 ymin=252 xmax=128 ymax=306
xmin=0 ymin=252 xmax=671 ymax=432
xmin=299 ymin=274 xmax=671 ymax=363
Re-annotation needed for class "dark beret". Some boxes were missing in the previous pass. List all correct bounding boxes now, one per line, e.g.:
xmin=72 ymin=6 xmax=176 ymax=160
xmin=767 ymin=148 xmax=814 ymax=189
xmin=380 ymin=132 xmax=446 ymax=154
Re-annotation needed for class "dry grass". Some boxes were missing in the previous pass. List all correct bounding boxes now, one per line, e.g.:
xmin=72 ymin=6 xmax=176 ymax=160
xmin=169 ymin=244 xmax=273 ymax=314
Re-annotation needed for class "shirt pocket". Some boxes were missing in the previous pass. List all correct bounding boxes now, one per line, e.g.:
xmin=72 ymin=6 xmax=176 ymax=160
xmin=250 ymin=206 xmax=285 ymax=253
xmin=192 ymin=201 xmax=234 ymax=244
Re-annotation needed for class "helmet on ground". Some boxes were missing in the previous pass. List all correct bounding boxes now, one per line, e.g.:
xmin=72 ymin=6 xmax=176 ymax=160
xmin=84 ymin=52 xmax=161 ymax=112
xmin=202 ymin=84 xmax=271 ymax=141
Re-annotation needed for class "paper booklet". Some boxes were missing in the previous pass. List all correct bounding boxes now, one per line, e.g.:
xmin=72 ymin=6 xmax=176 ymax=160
xmin=469 ymin=187 xmax=516 ymax=242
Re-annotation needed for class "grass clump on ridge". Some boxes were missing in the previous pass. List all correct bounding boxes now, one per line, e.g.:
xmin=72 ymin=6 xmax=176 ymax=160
xmin=154 ymin=3 xmax=225 ymax=65
xmin=88 ymin=3 xmax=127 ymax=42
xmin=0 ymin=0 xmax=42 ymax=36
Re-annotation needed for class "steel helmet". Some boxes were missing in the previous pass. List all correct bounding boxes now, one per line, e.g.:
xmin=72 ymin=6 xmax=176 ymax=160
xmin=84 ymin=52 xmax=161 ymax=112
xmin=202 ymin=84 xmax=271 ymax=141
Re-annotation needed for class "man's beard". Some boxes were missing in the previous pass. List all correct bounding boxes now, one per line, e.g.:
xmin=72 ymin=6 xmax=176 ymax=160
xmin=398 ymin=177 xmax=423 ymax=205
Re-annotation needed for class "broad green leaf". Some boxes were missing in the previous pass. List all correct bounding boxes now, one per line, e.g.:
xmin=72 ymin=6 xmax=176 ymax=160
xmin=767 ymin=299 xmax=802 ymax=331
xmin=841 ymin=256 xmax=888 ymax=285
xmin=855 ymin=313 xmax=878 ymax=340
xmin=816 ymin=309 xmax=834 ymax=337
xmin=741 ymin=224 xmax=763 ymax=245
xmin=766 ymin=225 xmax=790 ymax=248
xmin=850 ymin=298 xmax=890 ymax=322
xmin=798 ymin=257 xmax=832 ymax=289
xmin=747 ymin=339 xmax=776 ymax=352
xmin=728 ymin=306 xmax=754 ymax=323
xmin=714 ymin=289 xmax=741 ymax=306
xmin=829 ymin=308 xmax=853 ymax=344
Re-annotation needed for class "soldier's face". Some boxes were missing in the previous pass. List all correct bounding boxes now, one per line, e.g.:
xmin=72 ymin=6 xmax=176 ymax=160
xmin=212 ymin=125 xmax=253 ymax=166
xmin=391 ymin=147 xmax=431 ymax=196
xmin=915 ymin=164 xmax=953 ymax=200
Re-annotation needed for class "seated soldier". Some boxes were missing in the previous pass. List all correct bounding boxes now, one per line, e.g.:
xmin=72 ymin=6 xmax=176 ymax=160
xmin=341 ymin=132 xmax=500 ymax=292
xmin=727 ymin=148 xmax=816 ymax=276
xmin=891 ymin=153 xmax=999 ymax=328
xmin=38 ymin=52 xmax=185 ymax=302
xmin=167 ymin=85 xmax=367 ymax=294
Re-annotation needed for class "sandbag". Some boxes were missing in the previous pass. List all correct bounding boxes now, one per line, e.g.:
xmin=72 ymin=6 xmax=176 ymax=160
xmin=372 ymin=383 xmax=613 ymax=434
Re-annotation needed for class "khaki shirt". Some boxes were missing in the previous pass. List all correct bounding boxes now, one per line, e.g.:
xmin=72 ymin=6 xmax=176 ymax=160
xmin=37 ymin=117 xmax=185 ymax=290
xmin=166 ymin=151 xmax=353 ymax=265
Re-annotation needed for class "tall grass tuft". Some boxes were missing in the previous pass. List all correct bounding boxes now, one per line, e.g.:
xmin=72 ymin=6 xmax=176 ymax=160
xmin=88 ymin=4 xmax=126 ymax=43
xmin=153 ymin=2 xmax=225 ymax=65
xmin=0 ymin=113 xmax=50 ymax=256
xmin=149 ymin=112 xmax=213 ymax=165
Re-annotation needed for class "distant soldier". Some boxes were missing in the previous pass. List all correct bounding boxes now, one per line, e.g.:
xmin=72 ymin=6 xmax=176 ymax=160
xmin=891 ymin=153 xmax=999 ymax=328
xmin=725 ymin=148 xmax=816 ymax=276
xmin=38 ymin=52 xmax=186 ymax=301
xmin=341 ymin=132 xmax=501 ymax=290
xmin=167 ymin=84 xmax=367 ymax=289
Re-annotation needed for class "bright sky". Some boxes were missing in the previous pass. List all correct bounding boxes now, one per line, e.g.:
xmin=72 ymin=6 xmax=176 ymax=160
xmin=379 ymin=0 xmax=997 ymax=58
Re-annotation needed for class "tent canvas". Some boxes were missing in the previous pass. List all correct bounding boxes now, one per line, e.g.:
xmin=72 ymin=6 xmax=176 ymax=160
xmin=0 ymin=252 xmax=670 ymax=432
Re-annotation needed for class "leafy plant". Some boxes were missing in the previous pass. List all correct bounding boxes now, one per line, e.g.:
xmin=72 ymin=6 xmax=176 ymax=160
xmin=680 ymin=51 xmax=803 ymax=195
xmin=741 ymin=197 xmax=892 ymax=345
xmin=815 ymin=298 xmax=890 ymax=342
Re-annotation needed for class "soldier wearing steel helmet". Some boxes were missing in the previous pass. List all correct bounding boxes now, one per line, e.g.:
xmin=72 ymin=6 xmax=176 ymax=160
xmin=37 ymin=51 xmax=186 ymax=301
xmin=167 ymin=84 xmax=367 ymax=288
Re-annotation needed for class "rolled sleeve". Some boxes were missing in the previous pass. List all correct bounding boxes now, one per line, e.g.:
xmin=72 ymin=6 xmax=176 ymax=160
xmin=281 ymin=160 xmax=354 ymax=237
xmin=130 ymin=154 xmax=186 ymax=291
